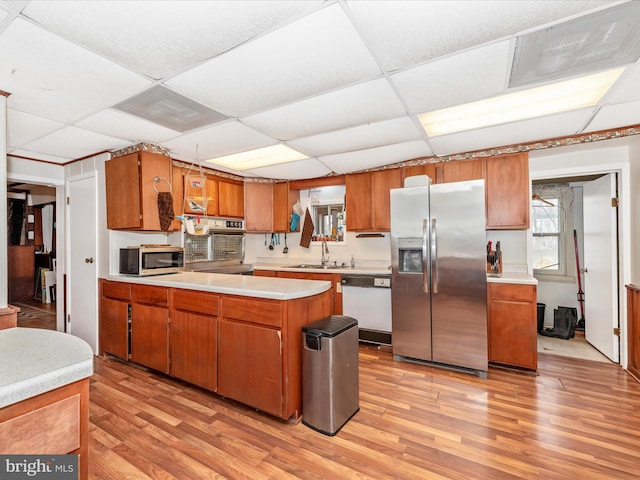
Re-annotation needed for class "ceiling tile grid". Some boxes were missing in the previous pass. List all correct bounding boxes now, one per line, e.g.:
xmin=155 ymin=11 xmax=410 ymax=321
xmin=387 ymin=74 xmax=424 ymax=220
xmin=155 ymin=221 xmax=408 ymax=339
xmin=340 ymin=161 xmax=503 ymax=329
xmin=1 ymin=0 xmax=639 ymax=179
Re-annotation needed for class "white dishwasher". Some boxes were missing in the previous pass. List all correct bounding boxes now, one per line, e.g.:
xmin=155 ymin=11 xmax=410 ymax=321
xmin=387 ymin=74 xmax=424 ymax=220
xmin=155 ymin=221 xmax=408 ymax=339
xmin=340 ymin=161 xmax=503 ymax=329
xmin=341 ymin=274 xmax=392 ymax=346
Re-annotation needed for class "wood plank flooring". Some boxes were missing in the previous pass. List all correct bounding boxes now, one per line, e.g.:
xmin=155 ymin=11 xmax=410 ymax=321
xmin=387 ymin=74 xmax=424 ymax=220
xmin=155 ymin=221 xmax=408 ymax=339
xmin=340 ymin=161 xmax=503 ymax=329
xmin=89 ymin=346 xmax=640 ymax=479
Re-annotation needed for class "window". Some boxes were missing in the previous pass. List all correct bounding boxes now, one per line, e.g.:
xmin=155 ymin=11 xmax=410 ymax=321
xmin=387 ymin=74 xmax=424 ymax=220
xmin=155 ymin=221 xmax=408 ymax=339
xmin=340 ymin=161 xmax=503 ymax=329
xmin=312 ymin=203 xmax=345 ymax=241
xmin=531 ymin=185 xmax=574 ymax=279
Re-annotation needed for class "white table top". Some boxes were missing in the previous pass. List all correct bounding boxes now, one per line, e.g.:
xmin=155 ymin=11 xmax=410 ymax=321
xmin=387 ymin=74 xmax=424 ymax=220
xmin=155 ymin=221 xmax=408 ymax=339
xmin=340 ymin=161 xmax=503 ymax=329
xmin=0 ymin=328 xmax=94 ymax=408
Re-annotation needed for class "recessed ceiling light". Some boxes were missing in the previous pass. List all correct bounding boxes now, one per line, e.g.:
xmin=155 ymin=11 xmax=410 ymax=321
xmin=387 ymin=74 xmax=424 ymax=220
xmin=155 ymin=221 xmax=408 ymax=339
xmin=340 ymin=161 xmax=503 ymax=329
xmin=206 ymin=144 xmax=308 ymax=170
xmin=418 ymin=68 xmax=625 ymax=137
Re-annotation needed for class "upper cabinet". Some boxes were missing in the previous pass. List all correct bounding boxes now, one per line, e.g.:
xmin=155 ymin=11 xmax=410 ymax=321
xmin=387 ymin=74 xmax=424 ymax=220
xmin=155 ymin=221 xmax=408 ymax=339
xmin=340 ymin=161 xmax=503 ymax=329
xmin=218 ymin=179 xmax=244 ymax=218
xmin=346 ymin=168 xmax=402 ymax=232
xmin=245 ymin=181 xmax=299 ymax=232
xmin=106 ymin=151 xmax=174 ymax=231
xmin=485 ymin=153 xmax=530 ymax=230
xmin=404 ymin=163 xmax=440 ymax=184
xmin=441 ymin=157 xmax=485 ymax=183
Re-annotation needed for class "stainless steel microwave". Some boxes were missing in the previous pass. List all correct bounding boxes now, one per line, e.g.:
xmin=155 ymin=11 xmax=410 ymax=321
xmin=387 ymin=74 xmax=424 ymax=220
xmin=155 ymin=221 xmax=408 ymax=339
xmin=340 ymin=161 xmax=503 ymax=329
xmin=119 ymin=245 xmax=184 ymax=276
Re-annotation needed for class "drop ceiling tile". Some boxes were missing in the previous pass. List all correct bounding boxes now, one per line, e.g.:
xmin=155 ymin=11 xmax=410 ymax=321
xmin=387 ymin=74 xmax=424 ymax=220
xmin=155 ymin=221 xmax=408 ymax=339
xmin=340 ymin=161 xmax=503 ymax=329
xmin=0 ymin=18 xmax=152 ymax=123
xmin=603 ymin=61 xmax=640 ymax=104
xmin=21 ymin=1 xmax=319 ymax=80
xmin=428 ymin=109 xmax=596 ymax=156
xmin=242 ymin=78 xmax=407 ymax=140
xmin=166 ymin=3 xmax=381 ymax=117
xmin=392 ymin=41 xmax=510 ymax=114
xmin=7 ymin=109 xmax=64 ymax=148
xmin=76 ymin=109 xmax=181 ymax=144
xmin=319 ymin=140 xmax=431 ymax=174
xmin=21 ymin=126 xmax=131 ymax=160
xmin=0 ymin=9 xmax=6 ymax=21
xmin=586 ymin=100 xmax=640 ymax=132
xmin=246 ymin=158 xmax=332 ymax=180
xmin=288 ymin=117 xmax=423 ymax=157
xmin=162 ymin=121 xmax=276 ymax=162
xmin=348 ymin=0 xmax=617 ymax=72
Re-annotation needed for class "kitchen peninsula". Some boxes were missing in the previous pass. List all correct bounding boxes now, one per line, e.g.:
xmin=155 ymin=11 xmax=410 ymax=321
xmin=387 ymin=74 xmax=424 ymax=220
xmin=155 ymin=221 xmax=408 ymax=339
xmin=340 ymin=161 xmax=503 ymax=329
xmin=99 ymin=272 xmax=333 ymax=420
xmin=0 ymin=328 xmax=94 ymax=480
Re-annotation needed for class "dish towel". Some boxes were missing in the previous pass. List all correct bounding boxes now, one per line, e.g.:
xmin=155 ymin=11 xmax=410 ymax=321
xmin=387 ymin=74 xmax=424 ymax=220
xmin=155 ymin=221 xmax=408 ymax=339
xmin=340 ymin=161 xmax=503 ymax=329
xmin=300 ymin=207 xmax=314 ymax=248
xmin=157 ymin=191 xmax=175 ymax=231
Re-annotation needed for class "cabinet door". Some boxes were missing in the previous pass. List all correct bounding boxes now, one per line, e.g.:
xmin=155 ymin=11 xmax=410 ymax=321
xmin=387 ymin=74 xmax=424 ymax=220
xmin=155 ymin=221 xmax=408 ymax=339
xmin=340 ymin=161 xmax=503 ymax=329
xmin=486 ymin=153 xmax=530 ymax=229
xmin=371 ymin=169 xmax=402 ymax=231
xmin=219 ymin=181 xmax=244 ymax=218
xmin=171 ymin=166 xmax=185 ymax=231
xmin=346 ymin=172 xmax=372 ymax=231
xmin=627 ymin=286 xmax=640 ymax=380
xmin=273 ymin=182 xmax=292 ymax=232
xmin=206 ymin=177 xmax=219 ymax=216
xmin=170 ymin=310 xmax=217 ymax=391
xmin=488 ymin=284 xmax=537 ymax=369
xmin=217 ymin=320 xmax=283 ymax=417
xmin=105 ymin=153 xmax=142 ymax=229
xmin=245 ymin=182 xmax=273 ymax=232
xmin=131 ymin=304 xmax=169 ymax=373
xmin=99 ymin=297 xmax=129 ymax=360
xmin=442 ymin=158 xmax=485 ymax=183
xmin=138 ymin=151 xmax=173 ymax=231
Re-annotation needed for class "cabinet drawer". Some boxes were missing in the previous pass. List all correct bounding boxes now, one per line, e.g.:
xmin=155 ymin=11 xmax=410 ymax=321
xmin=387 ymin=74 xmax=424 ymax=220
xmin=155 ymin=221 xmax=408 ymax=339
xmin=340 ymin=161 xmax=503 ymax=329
xmin=132 ymin=284 xmax=168 ymax=306
xmin=490 ymin=283 xmax=535 ymax=302
xmin=102 ymin=281 xmax=131 ymax=301
xmin=172 ymin=289 xmax=219 ymax=316
xmin=221 ymin=296 xmax=282 ymax=328
xmin=0 ymin=394 xmax=80 ymax=454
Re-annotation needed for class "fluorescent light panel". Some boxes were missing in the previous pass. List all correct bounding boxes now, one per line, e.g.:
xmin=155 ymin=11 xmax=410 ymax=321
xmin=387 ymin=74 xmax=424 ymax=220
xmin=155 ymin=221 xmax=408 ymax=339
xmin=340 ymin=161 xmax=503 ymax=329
xmin=206 ymin=144 xmax=308 ymax=170
xmin=419 ymin=68 xmax=625 ymax=137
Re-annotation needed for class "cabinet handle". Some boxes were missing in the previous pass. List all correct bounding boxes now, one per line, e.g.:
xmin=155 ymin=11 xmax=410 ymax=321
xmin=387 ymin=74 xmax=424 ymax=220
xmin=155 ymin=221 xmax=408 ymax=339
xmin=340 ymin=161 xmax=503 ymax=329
xmin=85 ymin=257 xmax=94 ymax=264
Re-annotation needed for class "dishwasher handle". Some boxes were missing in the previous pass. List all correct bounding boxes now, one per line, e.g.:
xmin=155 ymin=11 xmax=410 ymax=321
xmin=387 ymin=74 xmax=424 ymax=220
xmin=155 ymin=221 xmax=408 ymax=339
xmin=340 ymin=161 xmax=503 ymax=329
xmin=341 ymin=275 xmax=391 ymax=288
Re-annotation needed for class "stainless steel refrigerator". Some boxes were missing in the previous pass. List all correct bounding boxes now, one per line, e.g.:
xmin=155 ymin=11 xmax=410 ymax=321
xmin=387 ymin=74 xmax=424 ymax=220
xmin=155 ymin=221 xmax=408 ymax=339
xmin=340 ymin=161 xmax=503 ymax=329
xmin=390 ymin=177 xmax=488 ymax=377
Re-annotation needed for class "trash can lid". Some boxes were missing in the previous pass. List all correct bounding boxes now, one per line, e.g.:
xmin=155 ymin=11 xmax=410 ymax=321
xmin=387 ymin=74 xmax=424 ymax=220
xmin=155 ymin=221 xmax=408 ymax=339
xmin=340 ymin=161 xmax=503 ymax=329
xmin=302 ymin=315 xmax=358 ymax=338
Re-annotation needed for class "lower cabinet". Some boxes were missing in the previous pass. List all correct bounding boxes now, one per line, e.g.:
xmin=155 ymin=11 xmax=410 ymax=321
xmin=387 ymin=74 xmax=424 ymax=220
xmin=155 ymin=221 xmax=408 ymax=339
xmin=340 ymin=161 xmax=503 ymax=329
xmin=217 ymin=319 xmax=283 ymax=417
xmin=487 ymin=283 xmax=537 ymax=370
xmin=626 ymin=284 xmax=640 ymax=381
xmin=99 ymin=279 xmax=332 ymax=420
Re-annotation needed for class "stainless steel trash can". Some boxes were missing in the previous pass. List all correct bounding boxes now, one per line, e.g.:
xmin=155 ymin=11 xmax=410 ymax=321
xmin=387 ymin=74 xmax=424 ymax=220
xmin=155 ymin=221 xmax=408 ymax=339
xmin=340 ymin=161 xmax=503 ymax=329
xmin=301 ymin=315 xmax=359 ymax=436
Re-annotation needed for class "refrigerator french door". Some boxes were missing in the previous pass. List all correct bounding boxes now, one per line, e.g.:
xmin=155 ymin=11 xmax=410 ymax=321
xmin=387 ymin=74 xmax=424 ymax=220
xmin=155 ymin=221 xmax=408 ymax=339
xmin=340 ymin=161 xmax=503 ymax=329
xmin=390 ymin=179 xmax=488 ymax=376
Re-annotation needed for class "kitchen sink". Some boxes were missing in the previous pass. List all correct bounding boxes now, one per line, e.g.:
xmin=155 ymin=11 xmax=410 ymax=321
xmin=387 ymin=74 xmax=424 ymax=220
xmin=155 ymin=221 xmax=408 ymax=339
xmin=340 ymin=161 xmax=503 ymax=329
xmin=286 ymin=264 xmax=343 ymax=270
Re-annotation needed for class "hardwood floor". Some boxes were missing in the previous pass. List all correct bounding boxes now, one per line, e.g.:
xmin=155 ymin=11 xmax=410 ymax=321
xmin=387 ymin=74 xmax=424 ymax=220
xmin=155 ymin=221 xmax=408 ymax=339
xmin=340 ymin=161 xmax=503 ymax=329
xmin=88 ymin=345 xmax=640 ymax=479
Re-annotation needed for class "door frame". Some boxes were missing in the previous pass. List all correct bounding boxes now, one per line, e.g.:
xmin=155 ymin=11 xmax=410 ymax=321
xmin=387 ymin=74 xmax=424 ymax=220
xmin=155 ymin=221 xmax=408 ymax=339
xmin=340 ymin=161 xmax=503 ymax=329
xmin=530 ymin=160 xmax=631 ymax=369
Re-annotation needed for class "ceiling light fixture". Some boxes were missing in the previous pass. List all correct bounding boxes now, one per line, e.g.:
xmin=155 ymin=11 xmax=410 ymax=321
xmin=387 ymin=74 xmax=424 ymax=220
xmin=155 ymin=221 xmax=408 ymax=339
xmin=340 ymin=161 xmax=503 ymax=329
xmin=418 ymin=68 xmax=625 ymax=137
xmin=206 ymin=144 xmax=308 ymax=170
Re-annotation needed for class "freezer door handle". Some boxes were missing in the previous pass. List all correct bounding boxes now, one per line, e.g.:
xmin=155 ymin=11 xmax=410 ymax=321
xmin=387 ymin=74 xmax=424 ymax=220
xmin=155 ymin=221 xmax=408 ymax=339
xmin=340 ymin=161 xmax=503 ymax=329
xmin=431 ymin=218 xmax=438 ymax=294
xmin=422 ymin=218 xmax=429 ymax=293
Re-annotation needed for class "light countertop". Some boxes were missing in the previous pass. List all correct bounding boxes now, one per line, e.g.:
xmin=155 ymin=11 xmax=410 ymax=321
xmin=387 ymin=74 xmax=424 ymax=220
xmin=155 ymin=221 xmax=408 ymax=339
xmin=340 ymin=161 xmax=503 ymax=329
xmin=486 ymin=271 xmax=538 ymax=285
xmin=0 ymin=328 xmax=94 ymax=409
xmin=105 ymin=271 xmax=331 ymax=300
xmin=253 ymin=258 xmax=391 ymax=276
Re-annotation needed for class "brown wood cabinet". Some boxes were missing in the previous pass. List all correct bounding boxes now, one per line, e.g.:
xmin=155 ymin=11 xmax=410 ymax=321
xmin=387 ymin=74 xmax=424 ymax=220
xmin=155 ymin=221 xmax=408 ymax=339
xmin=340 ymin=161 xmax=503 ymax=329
xmin=170 ymin=289 xmax=218 ymax=391
xmin=218 ymin=179 xmax=244 ymax=218
xmin=0 ymin=379 xmax=89 ymax=480
xmin=245 ymin=181 xmax=299 ymax=232
xmin=99 ymin=279 xmax=131 ymax=361
xmin=486 ymin=153 xmax=530 ymax=229
xmin=346 ymin=169 xmax=402 ymax=232
xmin=487 ymin=282 xmax=537 ymax=370
xmin=403 ymin=163 xmax=440 ymax=183
xmin=99 ymin=279 xmax=332 ymax=420
xmin=106 ymin=151 xmax=173 ymax=231
xmin=626 ymin=284 xmax=640 ymax=381
xmin=442 ymin=158 xmax=485 ymax=183
xmin=263 ymin=270 xmax=342 ymax=315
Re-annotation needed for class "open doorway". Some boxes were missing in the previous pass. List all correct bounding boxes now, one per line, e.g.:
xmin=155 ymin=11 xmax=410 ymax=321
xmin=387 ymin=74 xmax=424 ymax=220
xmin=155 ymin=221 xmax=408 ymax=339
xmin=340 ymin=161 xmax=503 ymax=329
xmin=532 ymin=174 xmax=619 ymax=363
xmin=7 ymin=181 xmax=58 ymax=330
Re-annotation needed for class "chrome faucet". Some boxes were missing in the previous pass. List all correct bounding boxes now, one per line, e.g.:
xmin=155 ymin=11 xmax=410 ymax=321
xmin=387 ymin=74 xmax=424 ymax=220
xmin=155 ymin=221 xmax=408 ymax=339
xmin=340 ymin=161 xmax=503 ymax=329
xmin=321 ymin=239 xmax=330 ymax=267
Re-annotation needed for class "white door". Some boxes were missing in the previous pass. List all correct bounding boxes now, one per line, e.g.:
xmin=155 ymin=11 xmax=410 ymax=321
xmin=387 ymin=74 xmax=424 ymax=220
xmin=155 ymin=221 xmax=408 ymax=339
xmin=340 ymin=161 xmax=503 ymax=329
xmin=582 ymin=173 xmax=618 ymax=362
xmin=67 ymin=174 xmax=98 ymax=353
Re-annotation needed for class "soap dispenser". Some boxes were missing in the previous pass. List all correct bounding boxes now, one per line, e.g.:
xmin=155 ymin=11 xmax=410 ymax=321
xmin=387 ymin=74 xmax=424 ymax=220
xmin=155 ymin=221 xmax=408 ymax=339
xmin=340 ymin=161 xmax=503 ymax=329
xmin=350 ymin=255 xmax=355 ymax=268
